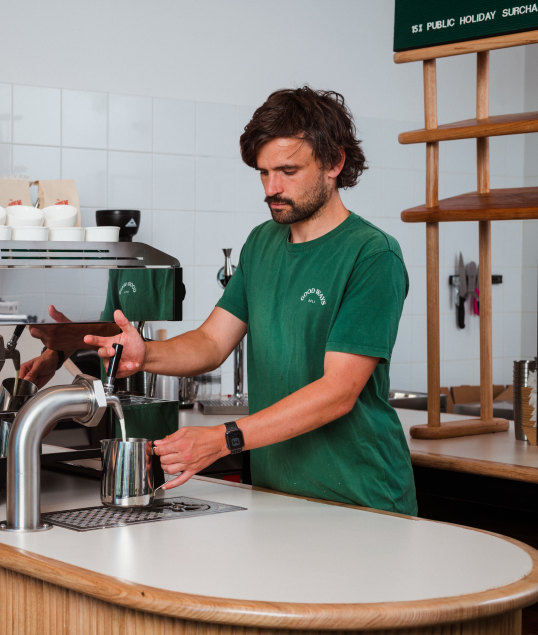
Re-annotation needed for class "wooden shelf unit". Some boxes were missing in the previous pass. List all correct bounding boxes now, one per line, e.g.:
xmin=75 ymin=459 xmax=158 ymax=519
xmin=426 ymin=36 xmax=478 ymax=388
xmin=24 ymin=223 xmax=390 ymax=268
xmin=399 ymin=111 xmax=538 ymax=144
xmin=394 ymin=30 xmax=538 ymax=440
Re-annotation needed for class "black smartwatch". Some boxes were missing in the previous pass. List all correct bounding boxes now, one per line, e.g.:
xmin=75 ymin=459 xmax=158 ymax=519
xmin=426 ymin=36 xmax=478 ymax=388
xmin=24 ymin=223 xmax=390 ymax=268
xmin=224 ymin=421 xmax=244 ymax=455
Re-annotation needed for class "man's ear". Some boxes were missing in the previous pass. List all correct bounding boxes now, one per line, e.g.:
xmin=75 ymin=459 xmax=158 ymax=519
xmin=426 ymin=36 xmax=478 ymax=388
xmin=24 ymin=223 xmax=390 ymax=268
xmin=327 ymin=148 xmax=346 ymax=179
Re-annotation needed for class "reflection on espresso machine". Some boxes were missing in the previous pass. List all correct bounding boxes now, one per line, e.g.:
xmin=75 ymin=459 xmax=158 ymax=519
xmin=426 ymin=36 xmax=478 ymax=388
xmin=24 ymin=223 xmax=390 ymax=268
xmin=0 ymin=240 xmax=185 ymax=481
xmin=0 ymin=242 xmax=184 ymax=324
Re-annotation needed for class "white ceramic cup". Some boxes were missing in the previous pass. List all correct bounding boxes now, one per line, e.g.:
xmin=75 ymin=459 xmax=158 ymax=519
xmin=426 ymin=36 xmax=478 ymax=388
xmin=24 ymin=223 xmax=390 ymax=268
xmin=49 ymin=226 xmax=85 ymax=241
xmin=43 ymin=204 xmax=78 ymax=227
xmin=7 ymin=206 xmax=44 ymax=227
xmin=11 ymin=226 xmax=49 ymax=241
xmin=0 ymin=206 xmax=6 ymax=226
xmin=85 ymin=226 xmax=120 ymax=242
xmin=0 ymin=225 xmax=11 ymax=240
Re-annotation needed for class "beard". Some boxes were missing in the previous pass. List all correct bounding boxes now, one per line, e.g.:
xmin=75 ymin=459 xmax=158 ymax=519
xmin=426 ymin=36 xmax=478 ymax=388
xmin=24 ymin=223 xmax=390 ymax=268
xmin=265 ymin=173 xmax=331 ymax=225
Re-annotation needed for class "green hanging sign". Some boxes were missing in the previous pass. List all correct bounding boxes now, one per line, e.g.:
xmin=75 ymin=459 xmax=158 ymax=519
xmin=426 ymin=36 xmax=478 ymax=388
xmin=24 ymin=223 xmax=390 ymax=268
xmin=394 ymin=0 xmax=538 ymax=51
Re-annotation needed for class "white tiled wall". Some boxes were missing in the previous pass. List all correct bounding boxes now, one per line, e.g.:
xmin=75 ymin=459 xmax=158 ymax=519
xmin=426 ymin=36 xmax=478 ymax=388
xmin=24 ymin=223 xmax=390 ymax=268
xmin=0 ymin=75 xmax=535 ymax=394
xmin=0 ymin=83 xmax=268 ymax=392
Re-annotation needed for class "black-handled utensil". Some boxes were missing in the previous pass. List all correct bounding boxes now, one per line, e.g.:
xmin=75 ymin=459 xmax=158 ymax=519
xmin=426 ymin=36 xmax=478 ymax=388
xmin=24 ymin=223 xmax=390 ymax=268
xmin=104 ymin=343 xmax=123 ymax=395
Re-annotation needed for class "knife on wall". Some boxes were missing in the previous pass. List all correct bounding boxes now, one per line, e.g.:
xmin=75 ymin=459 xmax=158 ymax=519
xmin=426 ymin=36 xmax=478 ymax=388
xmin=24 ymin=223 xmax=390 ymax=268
xmin=466 ymin=261 xmax=479 ymax=315
xmin=457 ymin=252 xmax=467 ymax=329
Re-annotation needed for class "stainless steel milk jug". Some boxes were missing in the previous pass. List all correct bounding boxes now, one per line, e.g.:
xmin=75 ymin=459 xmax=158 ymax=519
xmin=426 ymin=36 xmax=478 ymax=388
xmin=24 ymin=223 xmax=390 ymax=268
xmin=100 ymin=437 xmax=155 ymax=507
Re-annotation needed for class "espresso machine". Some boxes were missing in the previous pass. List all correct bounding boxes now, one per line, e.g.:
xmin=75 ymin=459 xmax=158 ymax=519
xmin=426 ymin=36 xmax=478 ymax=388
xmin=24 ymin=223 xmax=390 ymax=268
xmin=0 ymin=239 xmax=184 ymax=486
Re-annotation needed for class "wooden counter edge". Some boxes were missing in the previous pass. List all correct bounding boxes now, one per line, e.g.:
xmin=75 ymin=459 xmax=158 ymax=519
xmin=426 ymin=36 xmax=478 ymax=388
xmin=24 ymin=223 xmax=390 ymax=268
xmin=411 ymin=450 xmax=538 ymax=484
xmin=1 ymin=480 xmax=538 ymax=630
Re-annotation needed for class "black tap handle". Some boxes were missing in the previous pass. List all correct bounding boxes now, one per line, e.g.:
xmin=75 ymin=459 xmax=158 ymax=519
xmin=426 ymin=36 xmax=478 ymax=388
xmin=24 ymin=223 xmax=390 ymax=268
xmin=7 ymin=324 xmax=25 ymax=351
xmin=104 ymin=343 xmax=123 ymax=393
xmin=107 ymin=343 xmax=123 ymax=381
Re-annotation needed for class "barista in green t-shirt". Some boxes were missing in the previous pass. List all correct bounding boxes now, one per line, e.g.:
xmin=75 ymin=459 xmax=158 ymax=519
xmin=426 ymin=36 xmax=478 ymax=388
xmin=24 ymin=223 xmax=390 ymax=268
xmin=85 ymin=87 xmax=417 ymax=516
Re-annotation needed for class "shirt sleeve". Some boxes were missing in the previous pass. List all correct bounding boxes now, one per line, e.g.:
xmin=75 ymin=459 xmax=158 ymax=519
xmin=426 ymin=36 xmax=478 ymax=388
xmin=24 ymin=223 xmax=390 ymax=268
xmin=326 ymin=250 xmax=408 ymax=362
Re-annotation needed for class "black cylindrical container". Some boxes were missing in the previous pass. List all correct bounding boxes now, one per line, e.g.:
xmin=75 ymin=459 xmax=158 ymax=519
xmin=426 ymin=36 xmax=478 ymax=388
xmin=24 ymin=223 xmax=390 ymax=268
xmin=96 ymin=210 xmax=141 ymax=242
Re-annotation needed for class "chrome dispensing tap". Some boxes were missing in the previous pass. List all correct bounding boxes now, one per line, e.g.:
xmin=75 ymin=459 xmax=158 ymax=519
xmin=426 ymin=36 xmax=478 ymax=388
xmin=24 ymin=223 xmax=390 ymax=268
xmin=103 ymin=343 xmax=125 ymax=423
xmin=1 ymin=345 xmax=126 ymax=533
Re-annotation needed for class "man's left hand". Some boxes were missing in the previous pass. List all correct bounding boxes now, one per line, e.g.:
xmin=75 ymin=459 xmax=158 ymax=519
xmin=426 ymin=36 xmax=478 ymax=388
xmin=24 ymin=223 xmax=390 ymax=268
xmin=152 ymin=425 xmax=228 ymax=489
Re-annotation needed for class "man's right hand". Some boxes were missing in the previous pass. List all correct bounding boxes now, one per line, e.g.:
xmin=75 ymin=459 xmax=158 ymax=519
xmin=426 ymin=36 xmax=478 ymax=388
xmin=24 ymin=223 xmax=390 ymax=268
xmin=83 ymin=309 xmax=146 ymax=377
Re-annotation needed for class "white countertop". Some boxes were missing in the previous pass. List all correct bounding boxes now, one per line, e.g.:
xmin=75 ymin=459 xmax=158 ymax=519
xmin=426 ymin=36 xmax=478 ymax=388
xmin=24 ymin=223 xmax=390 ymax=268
xmin=0 ymin=469 xmax=534 ymax=605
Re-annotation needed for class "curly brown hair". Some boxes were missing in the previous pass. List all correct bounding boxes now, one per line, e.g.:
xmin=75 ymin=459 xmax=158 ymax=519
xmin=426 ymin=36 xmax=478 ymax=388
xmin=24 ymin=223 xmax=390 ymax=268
xmin=240 ymin=86 xmax=367 ymax=189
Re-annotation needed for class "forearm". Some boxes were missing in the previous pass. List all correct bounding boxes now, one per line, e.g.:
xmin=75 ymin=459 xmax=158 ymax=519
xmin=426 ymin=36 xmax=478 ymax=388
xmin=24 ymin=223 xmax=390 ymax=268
xmin=237 ymin=376 xmax=356 ymax=451
xmin=142 ymin=328 xmax=226 ymax=376
xmin=141 ymin=307 xmax=246 ymax=377
xmin=153 ymin=374 xmax=360 ymax=490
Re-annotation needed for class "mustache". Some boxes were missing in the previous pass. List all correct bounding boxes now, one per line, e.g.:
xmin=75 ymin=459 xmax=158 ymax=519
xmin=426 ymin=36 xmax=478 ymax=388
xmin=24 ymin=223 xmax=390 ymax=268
xmin=265 ymin=195 xmax=293 ymax=205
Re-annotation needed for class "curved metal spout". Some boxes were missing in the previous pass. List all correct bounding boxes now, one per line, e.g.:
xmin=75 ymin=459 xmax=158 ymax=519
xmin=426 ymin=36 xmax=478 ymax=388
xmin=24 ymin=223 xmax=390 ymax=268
xmin=2 ymin=375 xmax=107 ymax=532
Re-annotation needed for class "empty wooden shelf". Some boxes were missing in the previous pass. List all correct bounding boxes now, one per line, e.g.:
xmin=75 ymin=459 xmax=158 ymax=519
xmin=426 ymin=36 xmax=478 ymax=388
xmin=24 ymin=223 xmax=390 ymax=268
xmin=401 ymin=187 xmax=538 ymax=223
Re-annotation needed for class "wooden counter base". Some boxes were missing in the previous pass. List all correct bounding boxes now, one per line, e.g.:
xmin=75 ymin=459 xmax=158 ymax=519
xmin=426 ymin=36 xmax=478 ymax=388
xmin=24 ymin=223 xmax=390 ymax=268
xmin=0 ymin=566 xmax=523 ymax=634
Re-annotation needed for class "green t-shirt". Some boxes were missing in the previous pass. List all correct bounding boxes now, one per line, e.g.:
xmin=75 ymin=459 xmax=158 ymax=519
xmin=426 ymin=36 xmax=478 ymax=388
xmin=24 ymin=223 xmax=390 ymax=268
xmin=217 ymin=212 xmax=417 ymax=516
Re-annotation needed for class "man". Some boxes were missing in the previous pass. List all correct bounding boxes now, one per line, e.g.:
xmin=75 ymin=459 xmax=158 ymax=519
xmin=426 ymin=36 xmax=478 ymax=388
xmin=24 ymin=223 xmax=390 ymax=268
xmin=85 ymin=87 xmax=417 ymax=515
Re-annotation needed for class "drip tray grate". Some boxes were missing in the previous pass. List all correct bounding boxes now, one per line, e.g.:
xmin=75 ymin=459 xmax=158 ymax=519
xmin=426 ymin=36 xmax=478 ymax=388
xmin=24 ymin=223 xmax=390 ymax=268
xmin=41 ymin=496 xmax=246 ymax=532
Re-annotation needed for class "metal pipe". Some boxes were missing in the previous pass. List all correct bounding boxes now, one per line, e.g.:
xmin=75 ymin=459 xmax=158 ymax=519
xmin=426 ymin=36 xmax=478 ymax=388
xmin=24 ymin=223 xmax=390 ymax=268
xmin=2 ymin=375 xmax=107 ymax=532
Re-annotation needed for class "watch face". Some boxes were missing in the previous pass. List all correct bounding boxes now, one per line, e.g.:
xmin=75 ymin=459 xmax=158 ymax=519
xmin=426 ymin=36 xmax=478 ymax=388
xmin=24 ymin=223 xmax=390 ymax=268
xmin=226 ymin=425 xmax=244 ymax=453
xmin=229 ymin=434 xmax=242 ymax=449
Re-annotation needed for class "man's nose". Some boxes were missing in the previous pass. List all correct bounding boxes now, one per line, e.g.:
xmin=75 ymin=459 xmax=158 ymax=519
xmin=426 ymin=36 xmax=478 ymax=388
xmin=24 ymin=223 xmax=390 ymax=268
xmin=264 ymin=173 xmax=283 ymax=197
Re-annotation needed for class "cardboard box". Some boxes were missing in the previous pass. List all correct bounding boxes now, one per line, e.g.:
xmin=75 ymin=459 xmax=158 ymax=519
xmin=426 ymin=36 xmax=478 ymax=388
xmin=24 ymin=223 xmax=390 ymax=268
xmin=451 ymin=384 xmax=506 ymax=404
xmin=394 ymin=0 xmax=538 ymax=51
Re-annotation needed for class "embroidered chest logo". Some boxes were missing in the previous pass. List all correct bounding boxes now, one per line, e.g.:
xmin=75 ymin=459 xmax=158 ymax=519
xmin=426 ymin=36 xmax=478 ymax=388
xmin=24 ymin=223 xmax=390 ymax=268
xmin=119 ymin=281 xmax=137 ymax=295
xmin=300 ymin=288 xmax=326 ymax=306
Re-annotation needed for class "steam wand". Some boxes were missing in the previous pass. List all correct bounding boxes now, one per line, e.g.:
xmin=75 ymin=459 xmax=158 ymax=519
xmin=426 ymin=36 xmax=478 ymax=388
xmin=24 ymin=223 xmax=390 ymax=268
xmin=218 ymin=249 xmax=245 ymax=402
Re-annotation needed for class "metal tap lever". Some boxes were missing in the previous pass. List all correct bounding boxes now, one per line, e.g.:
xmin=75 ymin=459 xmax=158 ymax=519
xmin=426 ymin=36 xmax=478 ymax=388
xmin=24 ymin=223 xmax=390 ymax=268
xmin=103 ymin=343 xmax=123 ymax=396
xmin=6 ymin=325 xmax=25 ymax=352
xmin=4 ymin=325 xmax=25 ymax=372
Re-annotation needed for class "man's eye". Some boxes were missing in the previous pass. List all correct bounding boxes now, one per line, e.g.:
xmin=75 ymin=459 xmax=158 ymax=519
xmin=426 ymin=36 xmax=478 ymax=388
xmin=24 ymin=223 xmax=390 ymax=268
xmin=283 ymin=170 xmax=296 ymax=176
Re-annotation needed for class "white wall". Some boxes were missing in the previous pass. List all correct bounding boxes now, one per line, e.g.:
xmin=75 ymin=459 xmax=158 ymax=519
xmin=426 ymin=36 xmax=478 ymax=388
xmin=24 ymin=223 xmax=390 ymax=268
xmin=0 ymin=0 xmax=535 ymax=393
